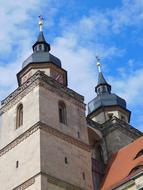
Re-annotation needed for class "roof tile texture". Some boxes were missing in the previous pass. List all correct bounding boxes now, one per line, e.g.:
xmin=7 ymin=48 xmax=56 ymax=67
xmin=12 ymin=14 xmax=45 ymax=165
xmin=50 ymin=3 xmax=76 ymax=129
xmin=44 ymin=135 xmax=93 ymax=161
xmin=101 ymin=136 xmax=143 ymax=190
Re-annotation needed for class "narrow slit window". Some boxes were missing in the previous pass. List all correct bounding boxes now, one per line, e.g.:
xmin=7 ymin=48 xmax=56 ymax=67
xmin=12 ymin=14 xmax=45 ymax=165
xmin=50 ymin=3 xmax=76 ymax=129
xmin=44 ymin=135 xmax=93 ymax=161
xmin=16 ymin=161 xmax=19 ymax=168
xmin=16 ymin=104 xmax=23 ymax=128
xmin=65 ymin=157 xmax=68 ymax=164
xmin=82 ymin=172 xmax=85 ymax=180
xmin=77 ymin=132 xmax=80 ymax=139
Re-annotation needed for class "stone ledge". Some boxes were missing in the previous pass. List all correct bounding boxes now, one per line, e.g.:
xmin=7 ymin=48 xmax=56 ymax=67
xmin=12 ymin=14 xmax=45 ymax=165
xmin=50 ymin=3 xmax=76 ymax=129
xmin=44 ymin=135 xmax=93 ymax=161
xmin=0 ymin=122 xmax=39 ymax=157
xmin=102 ymin=116 xmax=142 ymax=139
xmin=1 ymin=72 xmax=39 ymax=106
xmin=40 ymin=122 xmax=90 ymax=152
xmin=13 ymin=172 xmax=86 ymax=190
xmin=12 ymin=177 xmax=35 ymax=190
xmin=86 ymin=117 xmax=102 ymax=131
xmin=1 ymin=71 xmax=84 ymax=113
xmin=0 ymin=121 xmax=90 ymax=158
xmin=43 ymin=172 xmax=85 ymax=190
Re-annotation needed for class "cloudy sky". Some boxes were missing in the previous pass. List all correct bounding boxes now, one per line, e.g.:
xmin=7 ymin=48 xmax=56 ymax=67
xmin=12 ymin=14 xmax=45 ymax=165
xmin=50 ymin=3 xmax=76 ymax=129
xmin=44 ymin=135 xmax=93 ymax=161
xmin=0 ymin=0 xmax=143 ymax=130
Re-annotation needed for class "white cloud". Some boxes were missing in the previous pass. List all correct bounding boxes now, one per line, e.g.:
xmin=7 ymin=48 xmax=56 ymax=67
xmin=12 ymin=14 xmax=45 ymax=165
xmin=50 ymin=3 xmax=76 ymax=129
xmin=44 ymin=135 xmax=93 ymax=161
xmin=0 ymin=0 xmax=143 ymax=129
xmin=0 ymin=1 xmax=38 ymax=99
xmin=0 ymin=0 xmax=59 ymax=99
xmin=50 ymin=0 xmax=143 ymax=129
xmin=51 ymin=31 xmax=123 ymax=104
xmin=0 ymin=0 xmax=140 ymax=101
xmin=110 ymin=67 xmax=143 ymax=105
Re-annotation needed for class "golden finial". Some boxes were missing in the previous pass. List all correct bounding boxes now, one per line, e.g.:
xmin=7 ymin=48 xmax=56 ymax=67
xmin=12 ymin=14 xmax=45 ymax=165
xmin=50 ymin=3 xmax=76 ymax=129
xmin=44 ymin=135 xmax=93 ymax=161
xmin=96 ymin=56 xmax=101 ymax=73
xmin=39 ymin=15 xmax=44 ymax=32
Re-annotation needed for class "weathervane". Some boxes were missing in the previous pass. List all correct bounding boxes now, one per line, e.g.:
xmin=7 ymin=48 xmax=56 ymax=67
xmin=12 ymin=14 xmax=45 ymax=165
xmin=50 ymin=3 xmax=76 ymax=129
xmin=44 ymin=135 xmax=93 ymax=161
xmin=96 ymin=56 xmax=101 ymax=73
xmin=39 ymin=15 xmax=44 ymax=32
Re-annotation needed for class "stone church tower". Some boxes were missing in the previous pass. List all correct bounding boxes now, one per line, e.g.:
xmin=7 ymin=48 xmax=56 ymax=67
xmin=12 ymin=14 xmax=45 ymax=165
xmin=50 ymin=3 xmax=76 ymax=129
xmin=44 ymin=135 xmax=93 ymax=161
xmin=0 ymin=18 xmax=143 ymax=190
xmin=0 ymin=18 xmax=93 ymax=190
xmin=87 ymin=59 xmax=142 ymax=190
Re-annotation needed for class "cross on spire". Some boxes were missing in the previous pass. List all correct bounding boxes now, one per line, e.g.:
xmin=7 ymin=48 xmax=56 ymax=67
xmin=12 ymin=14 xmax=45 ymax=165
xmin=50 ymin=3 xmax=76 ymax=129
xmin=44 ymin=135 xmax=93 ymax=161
xmin=96 ymin=56 xmax=101 ymax=73
xmin=39 ymin=15 xmax=44 ymax=32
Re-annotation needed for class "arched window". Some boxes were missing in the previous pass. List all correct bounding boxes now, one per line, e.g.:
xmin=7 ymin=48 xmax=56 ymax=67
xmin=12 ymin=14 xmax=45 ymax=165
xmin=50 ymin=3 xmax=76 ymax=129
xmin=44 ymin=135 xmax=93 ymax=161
xmin=16 ymin=104 xmax=23 ymax=128
xmin=39 ymin=44 xmax=42 ymax=51
xmin=92 ymin=144 xmax=104 ymax=190
xmin=98 ymin=145 xmax=104 ymax=162
xmin=92 ymin=144 xmax=104 ymax=162
xmin=102 ymin=86 xmax=106 ymax=93
xmin=97 ymin=88 xmax=100 ymax=94
xmin=43 ymin=45 xmax=47 ymax=51
xmin=34 ymin=46 xmax=37 ymax=51
xmin=58 ymin=101 xmax=67 ymax=124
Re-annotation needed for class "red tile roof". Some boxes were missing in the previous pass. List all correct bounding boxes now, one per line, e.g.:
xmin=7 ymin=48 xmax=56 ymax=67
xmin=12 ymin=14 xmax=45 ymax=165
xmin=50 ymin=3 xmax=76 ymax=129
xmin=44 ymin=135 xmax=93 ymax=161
xmin=101 ymin=136 xmax=143 ymax=190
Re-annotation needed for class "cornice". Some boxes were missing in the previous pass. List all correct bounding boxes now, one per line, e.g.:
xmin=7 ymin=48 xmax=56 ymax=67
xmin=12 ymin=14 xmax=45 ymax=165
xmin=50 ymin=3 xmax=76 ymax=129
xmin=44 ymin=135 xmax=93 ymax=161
xmin=38 ymin=79 xmax=84 ymax=109
xmin=40 ymin=122 xmax=90 ymax=152
xmin=86 ymin=117 xmax=102 ymax=131
xmin=43 ymin=172 xmax=85 ymax=190
xmin=38 ymin=71 xmax=84 ymax=104
xmin=0 ymin=71 xmax=84 ymax=114
xmin=0 ymin=121 xmax=90 ymax=158
xmin=13 ymin=177 xmax=35 ymax=190
xmin=0 ymin=122 xmax=40 ymax=157
xmin=1 ymin=73 xmax=40 ymax=113
xmin=17 ymin=62 xmax=67 ymax=80
xmin=102 ymin=117 xmax=142 ymax=139
xmin=13 ymin=171 xmax=85 ymax=190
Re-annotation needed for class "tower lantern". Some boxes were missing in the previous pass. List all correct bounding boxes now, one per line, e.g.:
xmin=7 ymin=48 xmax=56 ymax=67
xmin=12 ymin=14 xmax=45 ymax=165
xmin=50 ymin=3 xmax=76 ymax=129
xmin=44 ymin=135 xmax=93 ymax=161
xmin=17 ymin=17 xmax=67 ymax=86
xmin=88 ymin=58 xmax=131 ymax=124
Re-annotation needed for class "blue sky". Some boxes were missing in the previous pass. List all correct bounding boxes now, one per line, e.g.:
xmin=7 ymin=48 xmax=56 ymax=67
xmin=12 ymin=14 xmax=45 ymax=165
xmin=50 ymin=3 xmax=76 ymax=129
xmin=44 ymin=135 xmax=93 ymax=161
xmin=0 ymin=0 xmax=143 ymax=130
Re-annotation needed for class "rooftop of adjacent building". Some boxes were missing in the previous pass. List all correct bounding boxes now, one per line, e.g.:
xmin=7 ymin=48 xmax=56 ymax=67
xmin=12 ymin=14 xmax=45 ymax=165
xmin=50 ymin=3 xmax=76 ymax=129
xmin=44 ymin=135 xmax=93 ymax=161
xmin=100 ymin=135 xmax=143 ymax=190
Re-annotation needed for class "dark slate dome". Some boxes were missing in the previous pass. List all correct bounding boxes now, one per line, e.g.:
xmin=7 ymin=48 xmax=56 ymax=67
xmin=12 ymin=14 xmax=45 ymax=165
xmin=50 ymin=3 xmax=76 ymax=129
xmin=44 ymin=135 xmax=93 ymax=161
xmin=22 ymin=31 xmax=61 ymax=68
xmin=22 ymin=52 xmax=61 ymax=68
xmin=88 ymin=93 xmax=127 ymax=115
xmin=88 ymin=70 xmax=127 ymax=115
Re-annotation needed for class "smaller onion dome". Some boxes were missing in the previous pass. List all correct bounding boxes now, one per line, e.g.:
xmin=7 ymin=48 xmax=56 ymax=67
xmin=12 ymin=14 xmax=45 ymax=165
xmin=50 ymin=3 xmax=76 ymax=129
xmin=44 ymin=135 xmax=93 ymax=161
xmin=88 ymin=57 xmax=128 ymax=115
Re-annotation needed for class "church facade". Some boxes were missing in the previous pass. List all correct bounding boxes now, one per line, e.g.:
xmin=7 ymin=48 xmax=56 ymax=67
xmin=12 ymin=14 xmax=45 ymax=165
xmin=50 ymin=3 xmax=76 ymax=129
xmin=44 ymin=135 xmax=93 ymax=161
xmin=0 ymin=18 xmax=143 ymax=190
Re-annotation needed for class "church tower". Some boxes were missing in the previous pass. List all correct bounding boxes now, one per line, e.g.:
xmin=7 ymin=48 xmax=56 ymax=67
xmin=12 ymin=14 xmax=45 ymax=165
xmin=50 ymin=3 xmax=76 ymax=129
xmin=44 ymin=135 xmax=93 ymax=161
xmin=0 ymin=18 xmax=93 ymax=190
xmin=86 ymin=58 xmax=142 ymax=190
xmin=88 ymin=58 xmax=131 ymax=124
xmin=87 ymin=58 xmax=142 ymax=162
xmin=17 ymin=17 xmax=67 ymax=87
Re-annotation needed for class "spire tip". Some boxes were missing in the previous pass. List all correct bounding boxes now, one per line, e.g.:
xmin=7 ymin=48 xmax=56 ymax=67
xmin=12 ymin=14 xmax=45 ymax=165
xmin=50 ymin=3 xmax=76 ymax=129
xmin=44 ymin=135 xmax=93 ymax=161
xmin=96 ymin=56 xmax=101 ymax=73
xmin=39 ymin=15 xmax=44 ymax=32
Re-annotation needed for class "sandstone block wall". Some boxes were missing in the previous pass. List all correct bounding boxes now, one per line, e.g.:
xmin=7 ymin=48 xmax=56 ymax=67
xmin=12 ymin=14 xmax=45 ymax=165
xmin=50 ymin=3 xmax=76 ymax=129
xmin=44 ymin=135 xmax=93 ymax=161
xmin=40 ymin=129 xmax=93 ymax=190
xmin=0 ymin=86 xmax=39 ymax=149
xmin=39 ymin=86 xmax=89 ymax=144
xmin=0 ymin=130 xmax=40 ymax=190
